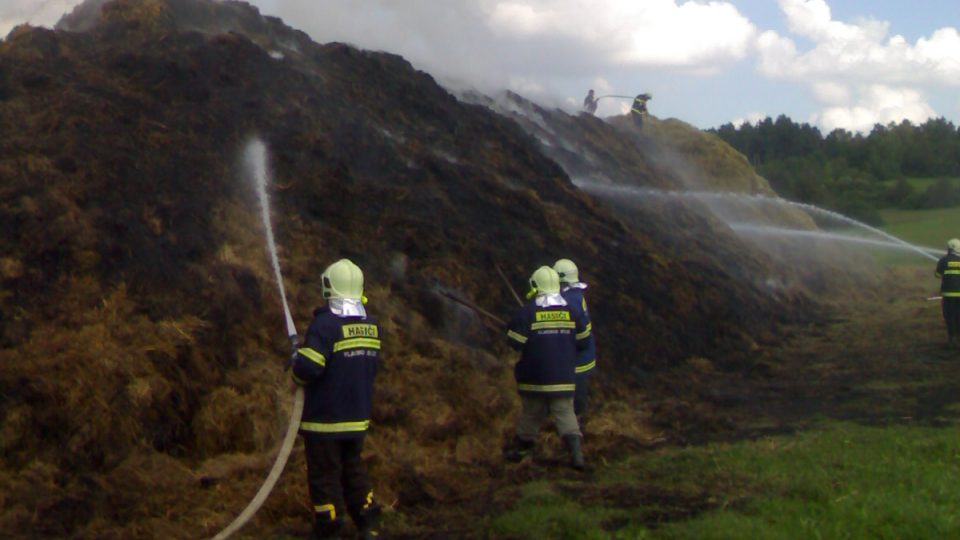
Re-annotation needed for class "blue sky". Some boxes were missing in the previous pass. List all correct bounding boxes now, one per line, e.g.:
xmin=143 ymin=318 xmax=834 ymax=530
xmin=3 ymin=0 xmax=959 ymax=133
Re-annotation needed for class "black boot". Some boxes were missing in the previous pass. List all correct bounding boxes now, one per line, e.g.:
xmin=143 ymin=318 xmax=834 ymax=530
xmin=356 ymin=503 xmax=381 ymax=539
xmin=563 ymin=434 xmax=585 ymax=471
xmin=311 ymin=517 xmax=343 ymax=540
xmin=504 ymin=436 xmax=535 ymax=463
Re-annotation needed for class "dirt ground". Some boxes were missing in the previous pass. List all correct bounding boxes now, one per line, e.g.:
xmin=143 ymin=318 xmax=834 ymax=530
xmin=376 ymin=264 xmax=958 ymax=538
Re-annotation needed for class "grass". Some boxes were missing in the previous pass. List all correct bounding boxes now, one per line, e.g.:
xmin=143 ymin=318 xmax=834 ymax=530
xmin=488 ymin=422 xmax=960 ymax=539
xmin=881 ymin=177 xmax=960 ymax=192
xmin=879 ymin=207 xmax=960 ymax=250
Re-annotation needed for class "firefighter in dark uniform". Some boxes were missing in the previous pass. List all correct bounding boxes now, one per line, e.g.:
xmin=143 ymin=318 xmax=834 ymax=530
xmin=504 ymin=266 xmax=591 ymax=470
xmin=291 ymin=259 xmax=382 ymax=540
xmin=935 ymin=239 xmax=960 ymax=347
xmin=553 ymin=259 xmax=596 ymax=423
xmin=631 ymin=93 xmax=650 ymax=127
xmin=583 ymin=89 xmax=598 ymax=115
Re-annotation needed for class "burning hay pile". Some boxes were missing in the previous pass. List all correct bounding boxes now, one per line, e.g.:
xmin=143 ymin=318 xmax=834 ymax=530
xmin=0 ymin=0 xmax=818 ymax=537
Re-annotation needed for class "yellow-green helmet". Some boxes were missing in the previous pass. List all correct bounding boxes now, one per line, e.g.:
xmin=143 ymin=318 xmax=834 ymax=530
xmin=322 ymin=258 xmax=364 ymax=300
xmin=553 ymin=258 xmax=579 ymax=284
xmin=949 ymin=239 xmax=960 ymax=253
xmin=528 ymin=266 xmax=561 ymax=296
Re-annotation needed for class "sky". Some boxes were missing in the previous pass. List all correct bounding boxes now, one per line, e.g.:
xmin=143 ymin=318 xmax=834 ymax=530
xmin=3 ymin=0 xmax=959 ymax=133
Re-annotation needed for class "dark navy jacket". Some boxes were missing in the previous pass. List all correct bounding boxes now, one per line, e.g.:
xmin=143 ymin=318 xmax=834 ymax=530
xmin=506 ymin=299 xmax=590 ymax=397
xmin=291 ymin=306 xmax=380 ymax=439
xmin=560 ymin=286 xmax=597 ymax=377
xmin=936 ymin=253 xmax=960 ymax=296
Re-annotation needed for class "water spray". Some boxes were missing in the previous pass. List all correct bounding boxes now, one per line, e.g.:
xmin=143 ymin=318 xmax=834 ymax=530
xmin=731 ymin=224 xmax=942 ymax=256
xmin=575 ymin=182 xmax=941 ymax=262
xmin=248 ymin=139 xmax=299 ymax=345
xmin=211 ymin=138 xmax=304 ymax=540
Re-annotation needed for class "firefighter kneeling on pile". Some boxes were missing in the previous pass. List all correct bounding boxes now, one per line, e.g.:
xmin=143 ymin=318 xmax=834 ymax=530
xmin=290 ymin=259 xmax=382 ymax=540
xmin=504 ymin=266 xmax=591 ymax=470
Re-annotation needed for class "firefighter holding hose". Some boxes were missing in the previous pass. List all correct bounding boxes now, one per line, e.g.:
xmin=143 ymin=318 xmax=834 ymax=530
xmin=935 ymin=239 xmax=960 ymax=348
xmin=290 ymin=258 xmax=382 ymax=540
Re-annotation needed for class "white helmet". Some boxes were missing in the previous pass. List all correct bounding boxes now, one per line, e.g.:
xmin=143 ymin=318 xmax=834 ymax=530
xmin=949 ymin=239 xmax=960 ymax=253
xmin=528 ymin=266 xmax=561 ymax=298
xmin=553 ymin=258 xmax=579 ymax=284
xmin=322 ymin=259 xmax=364 ymax=300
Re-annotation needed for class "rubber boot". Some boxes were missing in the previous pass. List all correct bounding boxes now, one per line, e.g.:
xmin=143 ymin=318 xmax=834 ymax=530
xmin=356 ymin=504 xmax=381 ymax=539
xmin=504 ymin=436 xmax=535 ymax=463
xmin=311 ymin=517 xmax=343 ymax=540
xmin=563 ymin=434 xmax=585 ymax=471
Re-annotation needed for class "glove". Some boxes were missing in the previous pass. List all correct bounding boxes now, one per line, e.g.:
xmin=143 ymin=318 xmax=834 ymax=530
xmin=287 ymin=350 xmax=299 ymax=371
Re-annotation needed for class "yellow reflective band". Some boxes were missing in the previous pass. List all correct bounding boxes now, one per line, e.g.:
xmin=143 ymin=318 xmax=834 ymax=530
xmin=517 ymin=383 xmax=576 ymax=393
xmin=291 ymin=372 xmax=307 ymax=385
xmin=342 ymin=324 xmax=378 ymax=338
xmin=532 ymin=321 xmax=576 ymax=331
xmin=948 ymin=262 xmax=960 ymax=268
xmin=300 ymin=420 xmax=370 ymax=433
xmin=945 ymin=270 xmax=960 ymax=275
xmin=314 ymin=503 xmax=336 ymax=520
xmin=576 ymin=328 xmax=592 ymax=340
xmin=507 ymin=330 xmax=528 ymax=343
xmin=535 ymin=311 xmax=571 ymax=322
xmin=332 ymin=337 xmax=381 ymax=352
xmin=363 ymin=491 xmax=375 ymax=510
xmin=582 ymin=298 xmax=587 ymax=311
xmin=298 ymin=347 xmax=326 ymax=367
xmin=575 ymin=360 xmax=596 ymax=373
xmin=944 ymin=292 xmax=960 ymax=297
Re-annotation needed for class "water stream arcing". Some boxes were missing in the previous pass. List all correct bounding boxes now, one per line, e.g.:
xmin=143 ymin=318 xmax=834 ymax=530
xmin=730 ymin=224 xmax=942 ymax=256
xmin=246 ymin=138 xmax=298 ymax=338
xmin=575 ymin=181 xmax=940 ymax=262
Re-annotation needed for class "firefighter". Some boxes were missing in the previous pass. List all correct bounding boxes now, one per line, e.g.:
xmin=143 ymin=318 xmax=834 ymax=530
xmin=631 ymin=93 xmax=650 ymax=127
xmin=291 ymin=259 xmax=382 ymax=540
xmin=553 ymin=258 xmax=596 ymax=423
xmin=935 ymin=239 xmax=960 ymax=347
xmin=504 ymin=266 xmax=591 ymax=470
xmin=583 ymin=89 xmax=598 ymax=115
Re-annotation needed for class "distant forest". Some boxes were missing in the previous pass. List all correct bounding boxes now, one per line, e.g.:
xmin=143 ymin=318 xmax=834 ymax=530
xmin=710 ymin=116 xmax=960 ymax=224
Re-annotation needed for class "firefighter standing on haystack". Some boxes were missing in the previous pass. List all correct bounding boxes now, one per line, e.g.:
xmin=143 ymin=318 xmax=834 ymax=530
xmin=504 ymin=266 xmax=591 ymax=470
xmin=631 ymin=93 xmax=650 ymax=127
xmin=935 ymin=239 xmax=960 ymax=348
xmin=290 ymin=259 xmax=382 ymax=540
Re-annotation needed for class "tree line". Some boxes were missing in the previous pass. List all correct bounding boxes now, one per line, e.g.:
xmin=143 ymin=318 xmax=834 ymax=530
xmin=709 ymin=116 xmax=960 ymax=224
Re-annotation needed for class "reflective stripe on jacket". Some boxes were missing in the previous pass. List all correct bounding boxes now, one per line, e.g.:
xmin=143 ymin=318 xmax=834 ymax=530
xmin=506 ymin=300 xmax=590 ymax=397
xmin=292 ymin=306 xmax=380 ymax=438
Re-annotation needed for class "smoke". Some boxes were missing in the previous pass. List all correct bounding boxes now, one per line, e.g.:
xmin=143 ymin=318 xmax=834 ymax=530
xmin=0 ymin=0 xmax=83 ymax=37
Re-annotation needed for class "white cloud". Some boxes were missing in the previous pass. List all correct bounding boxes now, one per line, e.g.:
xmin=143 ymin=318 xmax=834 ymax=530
xmin=812 ymin=85 xmax=936 ymax=133
xmin=811 ymin=82 xmax=849 ymax=105
xmin=486 ymin=0 xmax=757 ymax=69
xmin=752 ymin=0 xmax=959 ymax=131
xmin=757 ymin=0 xmax=960 ymax=85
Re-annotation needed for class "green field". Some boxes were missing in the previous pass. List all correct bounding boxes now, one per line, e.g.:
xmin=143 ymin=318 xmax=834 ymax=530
xmin=879 ymin=206 xmax=960 ymax=249
xmin=490 ymin=423 xmax=960 ymax=539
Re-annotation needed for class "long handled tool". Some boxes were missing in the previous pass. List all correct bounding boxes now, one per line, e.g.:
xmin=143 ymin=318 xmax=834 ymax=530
xmin=494 ymin=261 xmax=524 ymax=307
xmin=438 ymin=289 xmax=506 ymax=326
xmin=212 ymin=139 xmax=303 ymax=540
